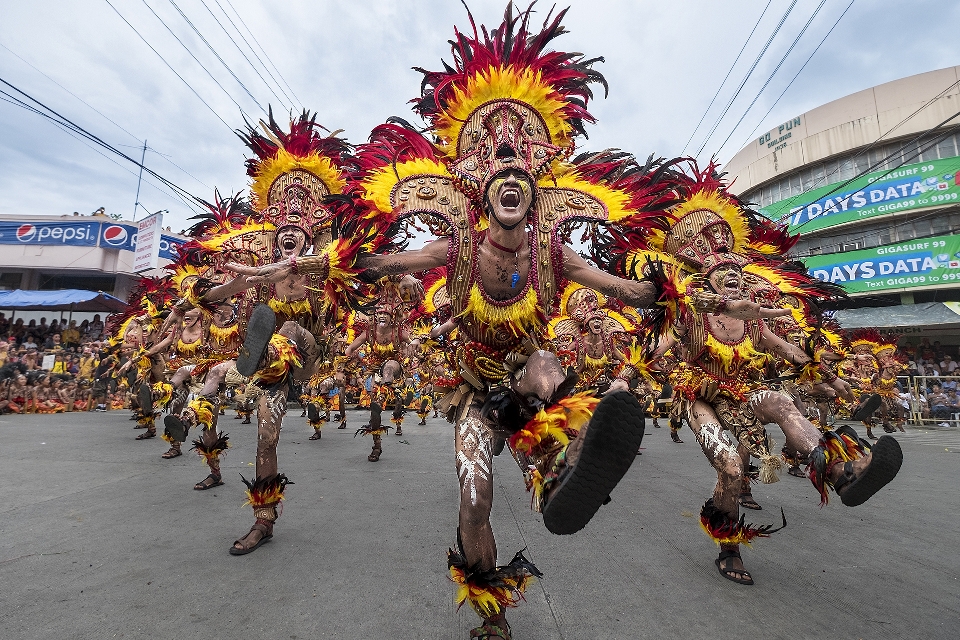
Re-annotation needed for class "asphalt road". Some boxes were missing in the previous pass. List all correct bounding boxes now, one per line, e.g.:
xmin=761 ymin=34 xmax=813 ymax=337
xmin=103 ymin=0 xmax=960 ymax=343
xmin=1 ymin=408 xmax=957 ymax=640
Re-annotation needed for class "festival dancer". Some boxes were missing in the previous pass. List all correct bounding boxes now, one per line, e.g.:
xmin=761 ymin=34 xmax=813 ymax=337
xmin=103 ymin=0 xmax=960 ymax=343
xmin=345 ymin=281 xmax=418 ymax=459
xmin=226 ymin=7 xmax=796 ymax=634
xmin=630 ymin=174 xmax=904 ymax=586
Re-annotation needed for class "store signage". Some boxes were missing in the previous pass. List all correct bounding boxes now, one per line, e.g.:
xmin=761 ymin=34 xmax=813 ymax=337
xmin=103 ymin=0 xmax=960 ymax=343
xmin=98 ymin=223 xmax=139 ymax=251
xmin=159 ymin=234 xmax=185 ymax=261
xmin=0 ymin=218 xmax=185 ymax=262
xmin=0 ymin=220 xmax=100 ymax=246
xmin=803 ymin=233 xmax=960 ymax=294
xmin=761 ymin=156 xmax=960 ymax=233
xmin=133 ymin=212 xmax=164 ymax=272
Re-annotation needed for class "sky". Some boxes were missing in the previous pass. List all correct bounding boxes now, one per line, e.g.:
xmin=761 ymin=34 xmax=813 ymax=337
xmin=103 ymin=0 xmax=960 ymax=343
xmin=1 ymin=0 xmax=958 ymax=235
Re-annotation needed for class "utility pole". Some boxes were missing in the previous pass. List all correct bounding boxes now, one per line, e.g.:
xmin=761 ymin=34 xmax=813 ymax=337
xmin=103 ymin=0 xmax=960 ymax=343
xmin=132 ymin=139 xmax=147 ymax=221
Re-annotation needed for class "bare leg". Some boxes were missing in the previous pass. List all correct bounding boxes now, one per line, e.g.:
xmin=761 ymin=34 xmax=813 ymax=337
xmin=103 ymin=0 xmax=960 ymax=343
xmin=455 ymin=405 xmax=496 ymax=571
xmin=688 ymin=399 xmax=750 ymax=581
xmin=278 ymin=321 xmax=320 ymax=383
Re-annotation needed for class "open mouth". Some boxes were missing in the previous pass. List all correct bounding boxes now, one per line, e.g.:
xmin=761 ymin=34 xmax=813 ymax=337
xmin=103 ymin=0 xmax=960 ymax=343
xmin=281 ymin=237 xmax=298 ymax=251
xmin=500 ymin=187 xmax=521 ymax=209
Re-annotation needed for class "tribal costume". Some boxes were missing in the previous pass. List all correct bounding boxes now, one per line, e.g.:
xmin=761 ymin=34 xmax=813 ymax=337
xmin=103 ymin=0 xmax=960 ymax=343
xmin=630 ymin=168 xmax=904 ymax=585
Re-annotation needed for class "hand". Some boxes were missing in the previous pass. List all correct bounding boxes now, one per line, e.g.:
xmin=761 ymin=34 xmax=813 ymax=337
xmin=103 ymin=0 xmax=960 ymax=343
xmin=224 ymin=261 xmax=292 ymax=284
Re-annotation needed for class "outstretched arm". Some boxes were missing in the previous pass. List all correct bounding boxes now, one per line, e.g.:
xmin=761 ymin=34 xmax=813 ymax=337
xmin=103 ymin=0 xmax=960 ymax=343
xmin=224 ymin=239 xmax=448 ymax=284
xmin=562 ymin=246 xmax=657 ymax=307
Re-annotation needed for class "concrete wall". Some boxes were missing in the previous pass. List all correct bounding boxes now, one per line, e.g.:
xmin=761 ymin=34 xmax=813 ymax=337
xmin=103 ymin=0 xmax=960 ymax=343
xmin=725 ymin=66 xmax=960 ymax=194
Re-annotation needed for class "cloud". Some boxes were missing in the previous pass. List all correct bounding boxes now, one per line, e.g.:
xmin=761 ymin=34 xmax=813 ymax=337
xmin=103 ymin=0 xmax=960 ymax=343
xmin=1 ymin=0 xmax=956 ymax=232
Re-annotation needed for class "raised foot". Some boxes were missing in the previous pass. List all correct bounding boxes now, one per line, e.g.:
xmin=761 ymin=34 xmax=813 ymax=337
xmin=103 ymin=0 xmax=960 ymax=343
xmin=835 ymin=435 xmax=903 ymax=507
xmin=542 ymin=392 xmax=645 ymax=535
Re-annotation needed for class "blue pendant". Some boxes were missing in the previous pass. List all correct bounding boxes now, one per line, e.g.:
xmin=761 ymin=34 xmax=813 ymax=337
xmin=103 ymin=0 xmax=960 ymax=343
xmin=511 ymin=271 xmax=520 ymax=288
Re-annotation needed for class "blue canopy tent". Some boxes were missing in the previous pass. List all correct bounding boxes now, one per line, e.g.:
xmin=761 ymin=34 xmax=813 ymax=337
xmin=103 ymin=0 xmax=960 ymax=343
xmin=0 ymin=289 xmax=126 ymax=323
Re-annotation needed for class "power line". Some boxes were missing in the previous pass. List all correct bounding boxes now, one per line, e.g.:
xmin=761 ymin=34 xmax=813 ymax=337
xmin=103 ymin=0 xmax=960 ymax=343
xmin=195 ymin=0 xmax=293 ymax=112
xmin=137 ymin=0 xmax=253 ymax=120
xmin=715 ymin=0 xmax=827 ymax=157
xmin=0 ymin=90 xmax=202 ymax=214
xmin=101 ymin=0 xmax=234 ymax=133
xmin=737 ymin=0 xmax=857 ymax=150
xmin=0 ymin=75 xmax=205 ymax=208
xmin=220 ymin=0 xmax=303 ymax=110
xmin=680 ymin=0 xmax=773 ymax=156
xmin=790 ymin=110 xmax=960 ymax=233
xmin=0 ymin=41 xmax=215 ymax=193
xmin=165 ymin=0 xmax=266 ymax=115
xmin=759 ymin=74 xmax=960 ymax=216
xmin=695 ymin=0 xmax=798 ymax=158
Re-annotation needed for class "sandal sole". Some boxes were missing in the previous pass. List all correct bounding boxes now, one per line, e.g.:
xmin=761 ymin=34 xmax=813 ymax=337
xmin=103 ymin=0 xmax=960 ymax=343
xmin=194 ymin=479 xmax=224 ymax=491
xmin=228 ymin=534 xmax=272 ymax=556
xmin=542 ymin=392 xmax=645 ymax=535
xmin=839 ymin=435 xmax=902 ymax=507
xmin=236 ymin=304 xmax=277 ymax=377
xmin=163 ymin=415 xmax=187 ymax=443
xmin=851 ymin=394 xmax=882 ymax=422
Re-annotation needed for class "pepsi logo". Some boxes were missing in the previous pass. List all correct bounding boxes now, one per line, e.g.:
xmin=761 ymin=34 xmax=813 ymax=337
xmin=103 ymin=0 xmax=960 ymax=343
xmin=102 ymin=225 xmax=129 ymax=246
xmin=16 ymin=224 xmax=37 ymax=242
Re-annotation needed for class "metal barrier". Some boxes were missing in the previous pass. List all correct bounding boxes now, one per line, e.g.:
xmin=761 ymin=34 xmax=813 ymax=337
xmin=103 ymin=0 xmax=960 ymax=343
xmin=908 ymin=375 xmax=960 ymax=426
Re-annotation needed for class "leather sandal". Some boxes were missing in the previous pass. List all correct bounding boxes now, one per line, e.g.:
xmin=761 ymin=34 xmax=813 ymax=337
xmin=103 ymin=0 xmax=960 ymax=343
xmin=135 ymin=429 xmax=156 ymax=440
xmin=715 ymin=549 xmax=753 ymax=585
xmin=161 ymin=446 xmax=182 ymax=459
xmin=229 ymin=520 xmax=273 ymax=556
xmin=194 ymin=473 xmax=224 ymax=490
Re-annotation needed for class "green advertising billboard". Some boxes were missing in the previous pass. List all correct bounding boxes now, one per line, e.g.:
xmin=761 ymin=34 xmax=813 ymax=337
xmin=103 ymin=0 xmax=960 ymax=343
xmin=760 ymin=156 xmax=960 ymax=233
xmin=802 ymin=233 xmax=960 ymax=294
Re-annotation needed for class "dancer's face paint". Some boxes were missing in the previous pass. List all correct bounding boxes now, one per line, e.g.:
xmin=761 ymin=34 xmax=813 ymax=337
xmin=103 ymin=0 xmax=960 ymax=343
xmin=487 ymin=170 xmax=533 ymax=230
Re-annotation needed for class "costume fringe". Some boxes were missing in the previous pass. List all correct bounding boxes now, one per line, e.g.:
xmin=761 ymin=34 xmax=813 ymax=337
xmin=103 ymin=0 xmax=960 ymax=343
xmin=807 ymin=431 xmax=866 ymax=506
xmin=191 ymin=431 xmax=230 ymax=464
xmin=509 ymin=392 xmax=600 ymax=455
xmin=240 ymin=473 xmax=292 ymax=508
xmin=699 ymin=498 xmax=786 ymax=546
xmin=187 ymin=397 xmax=215 ymax=430
xmin=252 ymin=335 xmax=303 ymax=386
xmin=447 ymin=532 xmax=542 ymax=619
xmin=355 ymin=424 xmax=391 ymax=437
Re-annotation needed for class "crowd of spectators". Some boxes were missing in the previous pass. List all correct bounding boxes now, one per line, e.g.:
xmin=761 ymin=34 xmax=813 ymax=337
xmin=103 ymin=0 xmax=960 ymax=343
xmin=898 ymin=340 xmax=960 ymax=426
xmin=0 ymin=312 xmax=128 ymax=414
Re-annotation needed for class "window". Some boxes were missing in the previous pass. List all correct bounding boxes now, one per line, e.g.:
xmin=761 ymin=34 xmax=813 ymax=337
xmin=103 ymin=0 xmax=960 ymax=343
xmin=38 ymin=274 xmax=116 ymax=293
xmin=0 ymin=272 xmax=22 ymax=290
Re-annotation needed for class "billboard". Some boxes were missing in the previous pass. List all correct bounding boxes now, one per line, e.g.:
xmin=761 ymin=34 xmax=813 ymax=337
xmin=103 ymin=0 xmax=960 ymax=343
xmin=159 ymin=234 xmax=185 ymax=261
xmin=0 ymin=220 xmax=100 ymax=246
xmin=803 ymin=233 xmax=960 ymax=294
xmin=761 ymin=156 xmax=960 ymax=234
xmin=133 ymin=212 xmax=163 ymax=272
xmin=98 ymin=223 xmax=139 ymax=252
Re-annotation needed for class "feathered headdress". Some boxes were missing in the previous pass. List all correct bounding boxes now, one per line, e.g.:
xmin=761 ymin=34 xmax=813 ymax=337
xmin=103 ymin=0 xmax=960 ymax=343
xmin=412 ymin=3 xmax=607 ymax=199
xmin=239 ymin=108 xmax=352 ymax=242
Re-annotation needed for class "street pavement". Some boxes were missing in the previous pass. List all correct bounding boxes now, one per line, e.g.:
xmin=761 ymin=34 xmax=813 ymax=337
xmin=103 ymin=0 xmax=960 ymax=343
xmin=1 ymin=408 xmax=957 ymax=640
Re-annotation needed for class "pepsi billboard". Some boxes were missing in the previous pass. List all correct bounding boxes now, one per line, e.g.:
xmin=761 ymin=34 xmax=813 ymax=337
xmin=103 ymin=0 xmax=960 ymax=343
xmin=0 ymin=220 xmax=100 ymax=246
xmin=159 ymin=234 xmax=185 ymax=261
xmin=98 ymin=223 xmax=138 ymax=252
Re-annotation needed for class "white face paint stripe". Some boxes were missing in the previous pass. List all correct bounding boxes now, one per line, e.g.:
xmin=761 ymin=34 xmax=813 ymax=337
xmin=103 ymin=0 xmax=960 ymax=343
xmin=456 ymin=416 xmax=493 ymax=507
xmin=696 ymin=422 xmax=738 ymax=460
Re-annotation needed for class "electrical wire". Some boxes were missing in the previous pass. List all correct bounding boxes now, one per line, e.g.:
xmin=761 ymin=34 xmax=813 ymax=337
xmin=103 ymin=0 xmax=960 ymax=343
xmin=0 ymin=75 xmax=205 ymax=207
xmin=219 ymin=0 xmax=303 ymax=110
xmin=0 ymin=42 xmax=214 ymax=192
xmin=101 ymin=0 xmax=234 ymax=133
xmin=0 ymin=91 xmax=202 ymax=214
xmin=195 ymin=0 xmax=293 ymax=112
xmin=737 ymin=0 xmax=857 ymax=150
xmin=790 ymin=112 xmax=960 ymax=233
xmin=695 ymin=0 xmax=798 ymax=158
xmin=165 ymin=0 xmax=266 ymax=115
xmin=680 ymin=0 xmax=773 ymax=156
xmin=715 ymin=0 xmax=826 ymax=157
xmin=137 ymin=0 xmax=253 ymax=120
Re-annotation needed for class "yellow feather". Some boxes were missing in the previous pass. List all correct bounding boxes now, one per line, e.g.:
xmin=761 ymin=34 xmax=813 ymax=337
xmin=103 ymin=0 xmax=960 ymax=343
xmin=361 ymin=158 xmax=451 ymax=215
xmin=249 ymin=149 xmax=347 ymax=209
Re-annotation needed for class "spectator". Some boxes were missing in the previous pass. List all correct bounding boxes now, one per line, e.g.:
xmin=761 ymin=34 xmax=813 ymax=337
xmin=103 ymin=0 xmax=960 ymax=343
xmin=87 ymin=314 xmax=104 ymax=341
xmin=37 ymin=317 xmax=49 ymax=337
xmin=78 ymin=349 xmax=97 ymax=380
xmin=61 ymin=321 xmax=80 ymax=348
xmin=51 ymin=353 xmax=67 ymax=374
xmin=22 ymin=335 xmax=38 ymax=351
xmin=11 ymin=319 xmax=25 ymax=341
xmin=43 ymin=333 xmax=62 ymax=351
xmin=0 ymin=312 xmax=8 ymax=336
xmin=940 ymin=354 xmax=958 ymax=375
xmin=49 ymin=319 xmax=59 ymax=336
xmin=928 ymin=384 xmax=951 ymax=424
xmin=942 ymin=378 xmax=958 ymax=392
